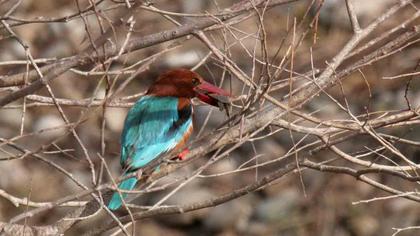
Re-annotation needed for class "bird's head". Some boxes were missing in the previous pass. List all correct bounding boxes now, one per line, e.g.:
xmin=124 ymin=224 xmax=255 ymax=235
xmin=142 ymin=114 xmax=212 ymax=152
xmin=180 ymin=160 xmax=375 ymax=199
xmin=147 ymin=68 xmax=230 ymax=106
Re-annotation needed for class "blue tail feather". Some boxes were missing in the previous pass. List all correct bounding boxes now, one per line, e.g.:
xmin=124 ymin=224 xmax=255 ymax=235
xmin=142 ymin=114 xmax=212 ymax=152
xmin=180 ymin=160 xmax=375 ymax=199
xmin=108 ymin=176 xmax=137 ymax=210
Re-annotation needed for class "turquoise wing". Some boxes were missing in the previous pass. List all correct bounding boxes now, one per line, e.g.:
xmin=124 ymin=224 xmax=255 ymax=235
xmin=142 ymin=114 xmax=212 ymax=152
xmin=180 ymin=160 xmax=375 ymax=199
xmin=120 ymin=96 xmax=192 ymax=169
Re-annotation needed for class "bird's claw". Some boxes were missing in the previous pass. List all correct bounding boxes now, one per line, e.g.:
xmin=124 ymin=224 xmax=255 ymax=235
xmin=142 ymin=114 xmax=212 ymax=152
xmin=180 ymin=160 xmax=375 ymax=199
xmin=176 ymin=148 xmax=190 ymax=161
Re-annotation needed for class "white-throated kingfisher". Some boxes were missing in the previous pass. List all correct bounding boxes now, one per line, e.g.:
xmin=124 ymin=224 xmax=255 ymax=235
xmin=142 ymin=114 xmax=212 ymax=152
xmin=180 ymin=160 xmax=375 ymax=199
xmin=108 ymin=68 xmax=230 ymax=210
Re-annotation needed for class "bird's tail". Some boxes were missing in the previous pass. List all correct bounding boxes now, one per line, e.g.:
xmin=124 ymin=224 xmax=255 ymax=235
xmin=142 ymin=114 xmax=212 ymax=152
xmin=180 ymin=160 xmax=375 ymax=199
xmin=108 ymin=176 xmax=137 ymax=210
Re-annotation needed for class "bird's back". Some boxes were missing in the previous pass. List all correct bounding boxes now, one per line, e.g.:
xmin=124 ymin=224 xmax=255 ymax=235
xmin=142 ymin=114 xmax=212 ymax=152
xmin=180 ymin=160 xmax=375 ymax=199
xmin=120 ymin=96 xmax=192 ymax=170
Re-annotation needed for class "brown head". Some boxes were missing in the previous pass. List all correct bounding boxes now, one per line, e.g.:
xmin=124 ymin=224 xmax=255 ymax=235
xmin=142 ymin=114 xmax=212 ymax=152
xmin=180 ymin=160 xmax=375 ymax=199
xmin=147 ymin=68 xmax=230 ymax=106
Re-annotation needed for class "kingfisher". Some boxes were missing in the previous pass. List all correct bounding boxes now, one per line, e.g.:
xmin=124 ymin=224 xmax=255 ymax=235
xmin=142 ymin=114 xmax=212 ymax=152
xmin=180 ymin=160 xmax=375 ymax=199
xmin=108 ymin=68 xmax=230 ymax=210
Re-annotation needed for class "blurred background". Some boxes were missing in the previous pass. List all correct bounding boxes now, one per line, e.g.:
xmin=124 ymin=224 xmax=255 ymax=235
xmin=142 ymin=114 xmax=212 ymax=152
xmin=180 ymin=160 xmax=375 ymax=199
xmin=0 ymin=0 xmax=420 ymax=235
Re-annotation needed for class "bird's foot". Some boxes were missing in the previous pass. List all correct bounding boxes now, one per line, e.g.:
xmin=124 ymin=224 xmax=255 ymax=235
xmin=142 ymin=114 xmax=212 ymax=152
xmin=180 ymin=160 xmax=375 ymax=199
xmin=176 ymin=148 xmax=190 ymax=161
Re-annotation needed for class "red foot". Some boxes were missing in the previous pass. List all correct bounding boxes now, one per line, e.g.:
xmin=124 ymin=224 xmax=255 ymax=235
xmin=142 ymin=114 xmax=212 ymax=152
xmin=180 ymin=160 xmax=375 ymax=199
xmin=176 ymin=148 xmax=190 ymax=161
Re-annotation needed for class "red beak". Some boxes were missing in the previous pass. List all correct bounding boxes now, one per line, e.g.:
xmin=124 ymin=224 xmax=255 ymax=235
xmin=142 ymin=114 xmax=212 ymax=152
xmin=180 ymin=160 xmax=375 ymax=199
xmin=194 ymin=81 xmax=230 ymax=106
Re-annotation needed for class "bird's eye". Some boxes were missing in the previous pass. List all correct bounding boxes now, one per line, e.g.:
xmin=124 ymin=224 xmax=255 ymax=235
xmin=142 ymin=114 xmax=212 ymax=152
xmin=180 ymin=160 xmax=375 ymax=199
xmin=192 ymin=77 xmax=201 ymax=86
